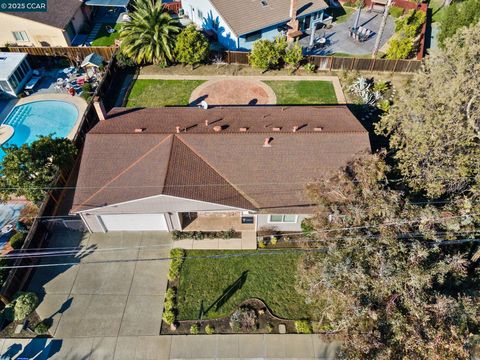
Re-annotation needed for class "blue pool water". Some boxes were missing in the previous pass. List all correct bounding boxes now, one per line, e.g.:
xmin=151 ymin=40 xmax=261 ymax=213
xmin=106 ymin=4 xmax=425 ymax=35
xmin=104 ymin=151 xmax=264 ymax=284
xmin=0 ymin=100 xmax=78 ymax=160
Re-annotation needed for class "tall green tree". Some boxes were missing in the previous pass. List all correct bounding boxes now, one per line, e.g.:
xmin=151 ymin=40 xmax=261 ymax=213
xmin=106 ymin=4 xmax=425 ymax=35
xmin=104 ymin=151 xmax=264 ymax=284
xmin=175 ymin=25 xmax=209 ymax=68
xmin=119 ymin=0 xmax=181 ymax=66
xmin=0 ymin=136 xmax=77 ymax=202
xmin=438 ymin=0 xmax=480 ymax=46
xmin=298 ymin=153 xmax=480 ymax=359
xmin=376 ymin=22 xmax=480 ymax=198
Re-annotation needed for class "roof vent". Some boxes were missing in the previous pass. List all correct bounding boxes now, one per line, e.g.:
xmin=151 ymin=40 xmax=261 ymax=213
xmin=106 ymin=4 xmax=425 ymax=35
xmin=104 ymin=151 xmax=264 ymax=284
xmin=239 ymin=127 xmax=249 ymax=132
xmin=200 ymin=100 xmax=209 ymax=109
xmin=205 ymin=120 xmax=209 ymax=126
xmin=293 ymin=126 xmax=298 ymax=132
xmin=176 ymin=126 xmax=180 ymax=133
xmin=261 ymin=0 xmax=268 ymax=6
xmin=134 ymin=128 xmax=145 ymax=133
xmin=273 ymin=127 xmax=282 ymax=131
xmin=314 ymin=127 xmax=324 ymax=132
xmin=263 ymin=137 xmax=272 ymax=147
xmin=213 ymin=125 xmax=222 ymax=132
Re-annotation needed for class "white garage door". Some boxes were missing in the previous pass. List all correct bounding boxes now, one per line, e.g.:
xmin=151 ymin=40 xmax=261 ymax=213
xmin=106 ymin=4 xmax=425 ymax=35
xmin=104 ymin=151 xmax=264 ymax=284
xmin=100 ymin=214 xmax=168 ymax=232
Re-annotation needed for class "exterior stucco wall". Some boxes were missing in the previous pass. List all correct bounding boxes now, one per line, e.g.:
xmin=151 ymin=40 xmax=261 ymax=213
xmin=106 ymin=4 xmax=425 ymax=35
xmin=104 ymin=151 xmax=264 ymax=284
xmin=238 ymin=23 xmax=284 ymax=50
xmin=256 ymin=214 xmax=309 ymax=232
xmin=78 ymin=194 xmax=248 ymax=233
xmin=0 ymin=13 xmax=68 ymax=46
xmin=181 ymin=0 xmax=238 ymax=49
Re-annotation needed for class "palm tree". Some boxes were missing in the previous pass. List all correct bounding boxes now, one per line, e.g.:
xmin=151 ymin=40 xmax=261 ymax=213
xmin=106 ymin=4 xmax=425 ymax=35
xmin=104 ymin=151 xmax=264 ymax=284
xmin=119 ymin=0 xmax=181 ymax=66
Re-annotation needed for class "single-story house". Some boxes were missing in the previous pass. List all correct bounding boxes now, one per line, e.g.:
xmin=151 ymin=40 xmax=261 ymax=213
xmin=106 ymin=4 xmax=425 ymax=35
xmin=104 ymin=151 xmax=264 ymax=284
xmin=180 ymin=0 xmax=329 ymax=50
xmin=71 ymin=103 xmax=370 ymax=234
xmin=0 ymin=52 xmax=33 ymax=97
xmin=0 ymin=0 xmax=130 ymax=47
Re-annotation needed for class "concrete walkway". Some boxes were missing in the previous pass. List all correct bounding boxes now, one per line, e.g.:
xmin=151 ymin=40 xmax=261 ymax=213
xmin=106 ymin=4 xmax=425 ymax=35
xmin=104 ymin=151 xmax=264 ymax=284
xmin=0 ymin=334 xmax=340 ymax=359
xmin=137 ymin=74 xmax=346 ymax=104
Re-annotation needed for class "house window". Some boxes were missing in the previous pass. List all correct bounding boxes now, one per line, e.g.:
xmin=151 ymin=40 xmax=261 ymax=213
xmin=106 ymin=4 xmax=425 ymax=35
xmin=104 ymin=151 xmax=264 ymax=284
xmin=0 ymin=80 xmax=12 ymax=93
xmin=197 ymin=9 xmax=203 ymax=19
xmin=269 ymin=215 xmax=297 ymax=223
xmin=245 ymin=30 xmax=262 ymax=42
xmin=12 ymin=31 xmax=29 ymax=42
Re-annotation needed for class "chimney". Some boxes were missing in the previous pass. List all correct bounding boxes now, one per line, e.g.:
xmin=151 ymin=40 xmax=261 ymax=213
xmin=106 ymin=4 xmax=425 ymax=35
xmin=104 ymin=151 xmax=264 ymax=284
xmin=263 ymin=137 xmax=272 ymax=147
xmin=286 ymin=0 xmax=299 ymax=42
xmin=93 ymin=96 xmax=107 ymax=121
xmin=176 ymin=126 xmax=180 ymax=133
xmin=289 ymin=0 xmax=296 ymax=20
xmin=293 ymin=126 xmax=298 ymax=132
xmin=205 ymin=120 xmax=209 ymax=126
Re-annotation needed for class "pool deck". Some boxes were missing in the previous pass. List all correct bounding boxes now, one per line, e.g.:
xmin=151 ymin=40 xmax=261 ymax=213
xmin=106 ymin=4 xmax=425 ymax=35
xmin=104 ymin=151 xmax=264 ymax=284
xmin=13 ymin=94 xmax=88 ymax=140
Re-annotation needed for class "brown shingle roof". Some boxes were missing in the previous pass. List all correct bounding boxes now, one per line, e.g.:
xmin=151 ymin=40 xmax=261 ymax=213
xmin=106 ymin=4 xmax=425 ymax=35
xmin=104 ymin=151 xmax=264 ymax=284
xmin=72 ymin=106 xmax=370 ymax=214
xmin=209 ymin=0 xmax=329 ymax=36
xmin=10 ymin=0 xmax=83 ymax=30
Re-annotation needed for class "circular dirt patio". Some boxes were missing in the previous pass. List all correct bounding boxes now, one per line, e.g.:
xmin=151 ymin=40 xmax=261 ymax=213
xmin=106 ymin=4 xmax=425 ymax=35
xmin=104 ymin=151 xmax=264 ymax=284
xmin=189 ymin=78 xmax=276 ymax=106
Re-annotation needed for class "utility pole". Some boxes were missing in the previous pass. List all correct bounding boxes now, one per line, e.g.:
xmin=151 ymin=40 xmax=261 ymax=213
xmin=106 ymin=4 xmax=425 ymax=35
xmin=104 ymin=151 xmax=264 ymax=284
xmin=371 ymin=0 xmax=392 ymax=58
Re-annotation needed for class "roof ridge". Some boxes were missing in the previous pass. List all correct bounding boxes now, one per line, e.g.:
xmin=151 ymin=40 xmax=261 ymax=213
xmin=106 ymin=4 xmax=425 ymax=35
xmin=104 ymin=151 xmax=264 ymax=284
xmin=72 ymin=135 xmax=173 ymax=213
xmin=174 ymin=135 xmax=260 ymax=209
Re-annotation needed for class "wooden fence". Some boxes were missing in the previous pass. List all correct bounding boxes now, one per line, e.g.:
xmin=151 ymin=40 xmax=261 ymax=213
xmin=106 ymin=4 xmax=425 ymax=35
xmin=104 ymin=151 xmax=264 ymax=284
xmin=0 ymin=56 xmax=120 ymax=302
xmin=0 ymin=46 xmax=117 ymax=62
xmin=216 ymin=51 xmax=422 ymax=73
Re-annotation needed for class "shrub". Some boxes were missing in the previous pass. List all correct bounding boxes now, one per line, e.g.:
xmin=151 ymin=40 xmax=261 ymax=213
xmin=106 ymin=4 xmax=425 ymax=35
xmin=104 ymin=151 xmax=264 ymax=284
xmin=165 ymin=287 xmax=176 ymax=303
xmin=164 ymin=298 xmax=175 ymax=311
xmin=301 ymin=218 xmax=315 ymax=235
xmin=11 ymin=292 xmax=39 ymax=321
xmin=270 ymin=236 xmax=278 ymax=246
xmin=162 ymin=309 xmax=176 ymax=325
xmin=377 ymin=99 xmax=391 ymax=112
xmin=303 ymin=62 xmax=316 ymax=73
xmin=258 ymin=239 xmax=267 ymax=248
xmin=386 ymin=36 xmax=414 ymax=60
xmin=175 ymin=25 xmax=209 ymax=67
xmin=266 ymin=323 xmax=274 ymax=333
xmin=81 ymin=83 xmax=93 ymax=101
xmin=9 ymin=232 xmax=25 ymax=250
xmin=205 ymin=324 xmax=215 ymax=335
xmin=249 ymin=36 xmax=286 ymax=72
xmin=283 ymin=43 xmax=303 ymax=71
xmin=190 ymin=323 xmax=200 ymax=334
xmin=18 ymin=203 xmax=38 ymax=228
xmin=115 ymin=51 xmax=136 ymax=68
xmin=372 ymin=81 xmax=389 ymax=93
xmin=168 ymin=248 xmax=185 ymax=281
xmin=295 ymin=320 xmax=313 ymax=334
xmin=389 ymin=6 xmax=404 ymax=18
xmin=34 ymin=321 xmax=50 ymax=335
xmin=229 ymin=307 xmax=258 ymax=331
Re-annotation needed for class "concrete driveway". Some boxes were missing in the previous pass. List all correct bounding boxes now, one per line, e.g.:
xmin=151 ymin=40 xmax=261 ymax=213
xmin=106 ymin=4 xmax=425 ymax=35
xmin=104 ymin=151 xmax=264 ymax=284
xmin=28 ymin=230 xmax=173 ymax=338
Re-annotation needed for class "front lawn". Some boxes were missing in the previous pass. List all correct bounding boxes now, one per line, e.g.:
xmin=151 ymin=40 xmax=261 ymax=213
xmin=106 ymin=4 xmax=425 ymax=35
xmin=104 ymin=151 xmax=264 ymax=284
xmin=91 ymin=23 xmax=122 ymax=46
xmin=264 ymin=80 xmax=338 ymax=104
xmin=126 ymin=79 xmax=205 ymax=107
xmin=176 ymin=250 xmax=311 ymax=320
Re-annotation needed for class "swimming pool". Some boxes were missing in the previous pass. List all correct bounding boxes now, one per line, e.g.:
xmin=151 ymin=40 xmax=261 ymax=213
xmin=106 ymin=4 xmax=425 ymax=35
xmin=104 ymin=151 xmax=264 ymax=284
xmin=0 ymin=100 xmax=78 ymax=160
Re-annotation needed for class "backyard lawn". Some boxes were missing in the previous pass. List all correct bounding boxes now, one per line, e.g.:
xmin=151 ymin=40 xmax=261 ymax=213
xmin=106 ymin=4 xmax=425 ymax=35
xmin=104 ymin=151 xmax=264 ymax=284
xmin=264 ymin=80 xmax=338 ymax=104
xmin=126 ymin=79 xmax=205 ymax=107
xmin=176 ymin=250 xmax=312 ymax=320
xmin=91 ymin=23 xmax=122 ymax=46
xmin=329 ymin=5 xmax=356 ymax=24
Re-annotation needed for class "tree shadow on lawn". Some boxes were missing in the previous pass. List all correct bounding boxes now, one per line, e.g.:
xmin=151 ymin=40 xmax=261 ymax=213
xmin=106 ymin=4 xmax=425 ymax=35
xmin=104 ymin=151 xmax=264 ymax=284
xmin=201 ymin=270 xmax=249 ymax=318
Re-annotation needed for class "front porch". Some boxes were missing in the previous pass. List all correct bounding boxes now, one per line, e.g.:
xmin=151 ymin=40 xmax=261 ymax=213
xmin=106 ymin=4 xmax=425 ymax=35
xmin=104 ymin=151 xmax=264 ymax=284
xmin=181 ymin=212 xmax=255 ymax=232
xmin=174 ymin=212 xmax=257 ymax=250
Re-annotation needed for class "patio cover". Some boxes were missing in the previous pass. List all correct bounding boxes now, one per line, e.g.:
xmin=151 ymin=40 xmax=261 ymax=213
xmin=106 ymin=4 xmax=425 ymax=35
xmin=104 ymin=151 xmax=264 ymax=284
xmin=84 ymin=0 xmax=129 ymax=7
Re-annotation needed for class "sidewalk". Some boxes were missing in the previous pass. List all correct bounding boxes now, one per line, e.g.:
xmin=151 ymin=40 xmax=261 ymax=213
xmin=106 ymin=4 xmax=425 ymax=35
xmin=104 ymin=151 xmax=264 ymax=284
xmin=0 ymin=334 xmax=340 ymax=359
xmin=136 ymin=74 xmax=347 ymax=104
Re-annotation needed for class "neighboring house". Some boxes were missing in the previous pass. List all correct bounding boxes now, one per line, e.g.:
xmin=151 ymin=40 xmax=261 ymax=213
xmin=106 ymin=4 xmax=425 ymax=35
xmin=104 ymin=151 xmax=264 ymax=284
xmin=0 ymin=52 xmax=32 ymax=97
xmin=180 ymin=0 xmax=329 ymax=50
xmin=0 ymin=0 xmax=92 ymax=47
xmin=71 ymin=104 xmax=370 ymax=234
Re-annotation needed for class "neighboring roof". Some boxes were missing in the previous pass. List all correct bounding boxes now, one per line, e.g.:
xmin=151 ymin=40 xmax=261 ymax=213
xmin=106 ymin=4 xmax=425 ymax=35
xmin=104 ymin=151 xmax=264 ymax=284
xmin=0 ymin=52 xmax=27 ymax=80
xmin=72 ymin=106 xmax=370 ymax=214
xmin=84 ymin=0 xmax=129 ymax=7
xmin=10 ymin=0 xmax=82 ymax=30
xmin=209 ymin=0 xmax=329 ymax=36
xmin=81 ymin=53 xmax=104 ymax=67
